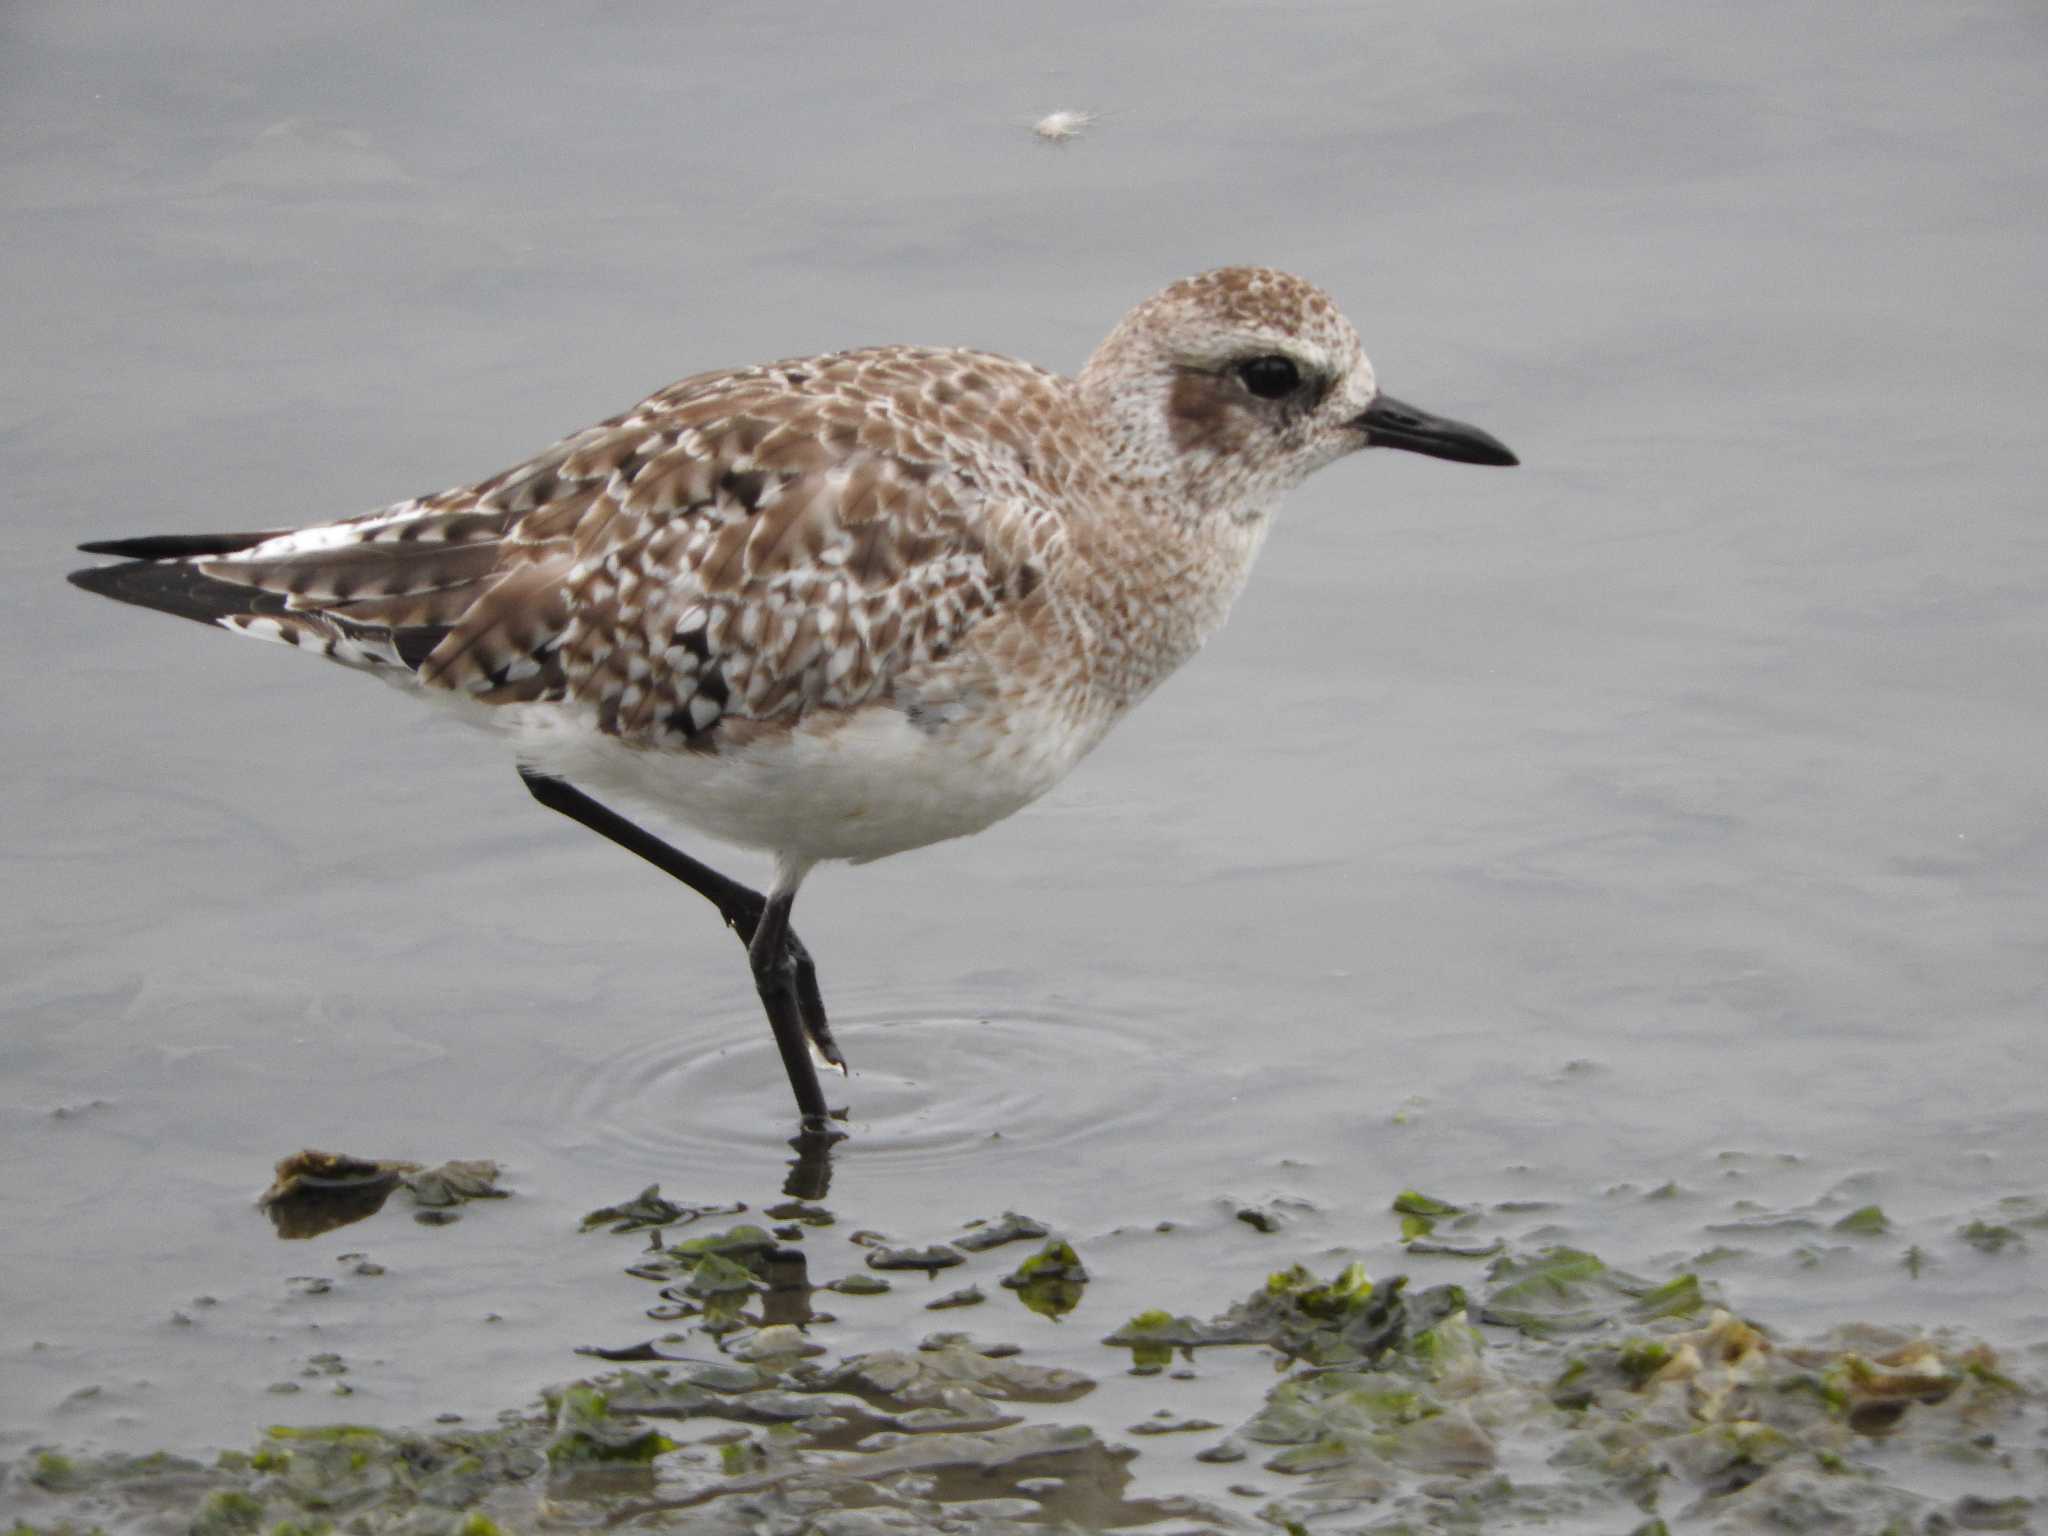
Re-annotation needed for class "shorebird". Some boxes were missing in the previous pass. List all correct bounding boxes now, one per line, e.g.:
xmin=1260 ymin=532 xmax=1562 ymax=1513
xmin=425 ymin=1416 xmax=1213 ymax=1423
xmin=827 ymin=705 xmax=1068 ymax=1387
xmin=69 ymin=267 xmax=1516 ymax=1127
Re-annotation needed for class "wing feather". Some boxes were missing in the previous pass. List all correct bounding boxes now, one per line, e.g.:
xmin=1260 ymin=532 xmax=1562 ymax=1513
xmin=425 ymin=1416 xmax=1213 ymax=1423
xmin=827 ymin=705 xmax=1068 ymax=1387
xmin=71 ymin=347 xmax=1069 ymax=743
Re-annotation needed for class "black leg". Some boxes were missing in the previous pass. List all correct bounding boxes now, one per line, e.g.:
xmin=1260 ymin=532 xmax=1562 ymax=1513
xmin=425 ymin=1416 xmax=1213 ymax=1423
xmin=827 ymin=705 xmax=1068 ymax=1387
xmin=518 ymin=767 xmax=842 ymax=1124
xmin=747 ymin=888 xmax=829 ymax=1123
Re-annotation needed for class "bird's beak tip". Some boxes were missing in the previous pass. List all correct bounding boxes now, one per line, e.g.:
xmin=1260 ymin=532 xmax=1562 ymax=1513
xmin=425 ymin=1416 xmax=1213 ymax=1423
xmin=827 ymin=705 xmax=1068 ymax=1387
xmin=1357 ymin=393 xmax=1518 ymax=468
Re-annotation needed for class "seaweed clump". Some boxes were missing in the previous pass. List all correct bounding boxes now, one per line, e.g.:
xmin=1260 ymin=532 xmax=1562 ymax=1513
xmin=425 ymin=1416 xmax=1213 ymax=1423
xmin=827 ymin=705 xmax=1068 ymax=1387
xmin=1105 ymin=1247 xmax=2035 ymax=1532
xmin=7 ymin=1190 xmax=2040 ymax=1535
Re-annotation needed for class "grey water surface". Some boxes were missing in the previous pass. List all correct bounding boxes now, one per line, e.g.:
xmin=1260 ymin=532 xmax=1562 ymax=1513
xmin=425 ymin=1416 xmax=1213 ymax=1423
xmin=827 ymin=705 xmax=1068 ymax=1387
xmin=3 ymin=0 xmax=2044 ymax=1505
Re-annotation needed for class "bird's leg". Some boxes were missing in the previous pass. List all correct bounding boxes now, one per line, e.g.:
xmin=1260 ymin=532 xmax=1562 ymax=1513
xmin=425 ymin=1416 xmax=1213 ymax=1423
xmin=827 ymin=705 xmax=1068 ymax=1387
xmin=746 ymin=885 xmax=830 ymax=1125
xmin=517 ymin=767 xmax=842 ymax=1066
xmin=517 ymin=768 xmax=842 ymax=1121
xmin=521 ymin=767 xmax=761 ymax=932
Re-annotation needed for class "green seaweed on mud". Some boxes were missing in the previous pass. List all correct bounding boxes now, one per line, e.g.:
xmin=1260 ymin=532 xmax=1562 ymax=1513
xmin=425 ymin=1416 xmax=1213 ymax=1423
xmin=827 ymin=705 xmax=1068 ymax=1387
xmin=1391 ymin=1189 xmax=1465 ymax=1242
xmin=1107 ymin=1307 xmax=1194 ymax=1371
xmin=1958 ymin=1218 xmax=2024 ymax=1254
xmin=1481 ymin=1245 xmax=1710 ymax=1334
xmin=1000 ymin=1238 xmax=1088 ymax=1319
xmin=1834 ymin=1204 xmax=1891 ymax=1236
xmin=1630 ymin=1270 xmax=1706 ymax=1321
xmin=544 ymin=1385 xmax=678 ymax=1465
xmin=8 ymin=1188 xmax=2043 ymax=1535
xmin=189 ymin=1488 xmax=264 ymax=1535
xmin=1266 ymin=1258 xmax=1373 ymax=1317
xmin=27 ymin=1454 xmax=80 ymax=1492
xmin=579 ymin=1185 xmax=742 ymax=1234
xmin=1239 ymin=1265 xmax=2036 ymax=1530
xmin=665 ymin=1222 xmax=778 ymax=1265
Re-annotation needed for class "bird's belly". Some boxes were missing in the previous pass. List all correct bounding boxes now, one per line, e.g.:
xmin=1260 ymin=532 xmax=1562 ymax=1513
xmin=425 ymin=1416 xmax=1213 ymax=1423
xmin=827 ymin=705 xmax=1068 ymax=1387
xmin=499 ymin=693 xmax=1090 ymax=865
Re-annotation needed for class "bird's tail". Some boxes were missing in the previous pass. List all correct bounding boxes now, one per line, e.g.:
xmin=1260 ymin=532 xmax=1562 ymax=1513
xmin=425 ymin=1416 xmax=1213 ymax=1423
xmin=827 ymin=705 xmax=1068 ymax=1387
xmin=65 ymin=515 xmax=498 ymax=675
xmin=70 ymin=530 xmax=292 ymax=626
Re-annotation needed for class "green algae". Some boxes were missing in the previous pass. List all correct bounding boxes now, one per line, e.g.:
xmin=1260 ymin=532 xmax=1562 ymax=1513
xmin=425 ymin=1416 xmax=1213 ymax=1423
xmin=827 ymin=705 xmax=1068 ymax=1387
xmin=1959 ymin=1219 xmax=2023 ymax=1254
xmin=1107 ymin=1307 xmax=1195 ymax=1371
xmin=1480 ymin=1245 xmax=1616 ymax=1333
xmin=1615 ymin=1336 xmax=1674 ymax=1387
xmin=1000 ymin=1238 xmax=1088 ymax=1319
xmin=1483 ymin=1246 xmax=1711 ymax=1334
xmin=1266 ymin=1258 xmax=1373 ymax=1317
xmin=1629 ymin=1270 xmax=1705 ymax=1320
xmin=27 ymin=1454 xmax=80 ymax=1492
xmin=544 ymin=1385 xmax=677 ymax=1464
xmin=11 ymin=1186 xmax=2043 ymax=1536
xmin=579 ymin=1185 xmax=742 ymax=1234
xmin=189 ymin=1489 xmax=264 ymax=1535
xmin=665 ymin=1222 xmax=777 ymax=1263
xmin=9 ymin=1288 xmax=2034 ymax=1535
xmin=1834 ymin=1204 xmax=1892 ymax=1236
xmin=1391 ymin=1189 xmax=1466 ymax=1243
xmin=675 ymin=1250 xmax=759 ymax=1297
xmin=1392 ymin=1190 xmax=1462 ymax=1218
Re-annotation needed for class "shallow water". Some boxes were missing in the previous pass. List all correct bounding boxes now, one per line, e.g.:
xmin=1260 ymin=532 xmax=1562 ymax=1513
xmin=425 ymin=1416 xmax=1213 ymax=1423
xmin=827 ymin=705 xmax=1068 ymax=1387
xmin=4 ymin=0 xmax=2046 ymax=1523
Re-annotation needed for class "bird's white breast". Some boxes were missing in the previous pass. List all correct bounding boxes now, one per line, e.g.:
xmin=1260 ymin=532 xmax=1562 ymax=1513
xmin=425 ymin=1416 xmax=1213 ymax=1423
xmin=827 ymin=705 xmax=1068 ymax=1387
xmin=495 ymin=680 xmax=1095 ymax=866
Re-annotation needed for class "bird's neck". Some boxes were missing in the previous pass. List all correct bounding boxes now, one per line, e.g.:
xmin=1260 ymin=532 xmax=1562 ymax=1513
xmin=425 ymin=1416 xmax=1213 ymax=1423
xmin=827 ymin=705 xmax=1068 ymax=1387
xmin=1065 ymin=493 xmax=1274 ymax=715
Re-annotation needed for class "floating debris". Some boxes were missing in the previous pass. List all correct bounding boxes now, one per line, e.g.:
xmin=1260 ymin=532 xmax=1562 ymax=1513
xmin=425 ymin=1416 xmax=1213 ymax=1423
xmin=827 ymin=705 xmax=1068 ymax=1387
xmin=258 ymin=1149 xmax=414 ymax=1238
xmin=1032 ymin=108 xmax=1095 ymax=145
xmin=259 ymin=1150 xmax=506 ymax=1238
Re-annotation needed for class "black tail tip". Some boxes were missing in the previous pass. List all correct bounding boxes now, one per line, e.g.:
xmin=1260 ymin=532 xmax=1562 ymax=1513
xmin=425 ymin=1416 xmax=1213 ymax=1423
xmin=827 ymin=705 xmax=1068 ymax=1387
xmin=76 ymin=530 xmax=279 ymax=560
xmin=66 ymin=551 xmax=274 ymax=625
xmin=67 ymin=562 xmax=121 ymax=597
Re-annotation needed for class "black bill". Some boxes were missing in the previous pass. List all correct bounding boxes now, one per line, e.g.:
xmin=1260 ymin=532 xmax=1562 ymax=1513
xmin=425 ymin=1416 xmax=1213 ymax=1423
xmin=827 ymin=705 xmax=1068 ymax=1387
xmin=1356 ymin=393 xmax=1518 ymax=467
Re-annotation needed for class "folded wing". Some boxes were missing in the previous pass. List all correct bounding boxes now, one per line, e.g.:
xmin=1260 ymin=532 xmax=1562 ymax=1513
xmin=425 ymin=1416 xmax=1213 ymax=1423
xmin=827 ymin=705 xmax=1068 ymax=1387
xmin=70 ymin=351 xmax=1055 ymax=750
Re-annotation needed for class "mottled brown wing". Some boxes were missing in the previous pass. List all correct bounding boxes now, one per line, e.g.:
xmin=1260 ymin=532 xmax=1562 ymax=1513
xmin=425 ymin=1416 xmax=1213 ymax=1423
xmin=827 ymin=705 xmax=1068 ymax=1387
xmin=186 ymin=352 xmax=1055 ymax=746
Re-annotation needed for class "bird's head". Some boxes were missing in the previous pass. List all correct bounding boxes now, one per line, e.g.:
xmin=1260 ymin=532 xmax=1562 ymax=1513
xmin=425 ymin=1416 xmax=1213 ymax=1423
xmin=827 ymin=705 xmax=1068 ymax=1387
xmin=1080 ymin=266 xmax=1516 ymax=521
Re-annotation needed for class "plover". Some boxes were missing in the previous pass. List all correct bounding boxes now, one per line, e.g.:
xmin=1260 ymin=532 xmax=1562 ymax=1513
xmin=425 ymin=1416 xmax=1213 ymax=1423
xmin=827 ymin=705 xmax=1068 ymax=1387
xmin=69 ymin=267 xmax=1516 ymax=1128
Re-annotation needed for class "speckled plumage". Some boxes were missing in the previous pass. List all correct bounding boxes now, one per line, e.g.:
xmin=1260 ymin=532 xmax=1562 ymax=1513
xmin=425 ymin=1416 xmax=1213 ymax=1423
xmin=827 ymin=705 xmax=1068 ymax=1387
xmin=70 ymin=267 xmax=1515 ymax=1118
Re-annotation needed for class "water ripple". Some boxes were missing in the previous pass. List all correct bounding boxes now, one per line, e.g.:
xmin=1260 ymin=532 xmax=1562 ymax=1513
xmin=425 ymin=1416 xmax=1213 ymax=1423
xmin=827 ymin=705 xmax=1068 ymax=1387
xmin=550 ymin=990 xmax=1198 ymax=1175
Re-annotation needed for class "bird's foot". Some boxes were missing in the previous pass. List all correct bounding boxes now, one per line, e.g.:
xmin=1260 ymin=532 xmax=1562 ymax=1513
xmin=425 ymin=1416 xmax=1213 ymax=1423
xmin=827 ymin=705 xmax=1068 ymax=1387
xmin=781 ymin=929 xmax=847 ymax=1075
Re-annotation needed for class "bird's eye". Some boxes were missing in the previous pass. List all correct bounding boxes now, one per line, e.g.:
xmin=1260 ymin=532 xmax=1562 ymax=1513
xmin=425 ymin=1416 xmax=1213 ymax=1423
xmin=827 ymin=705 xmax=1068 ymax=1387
xmin=1235 ymin=355 xmax=1301 ymax=400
